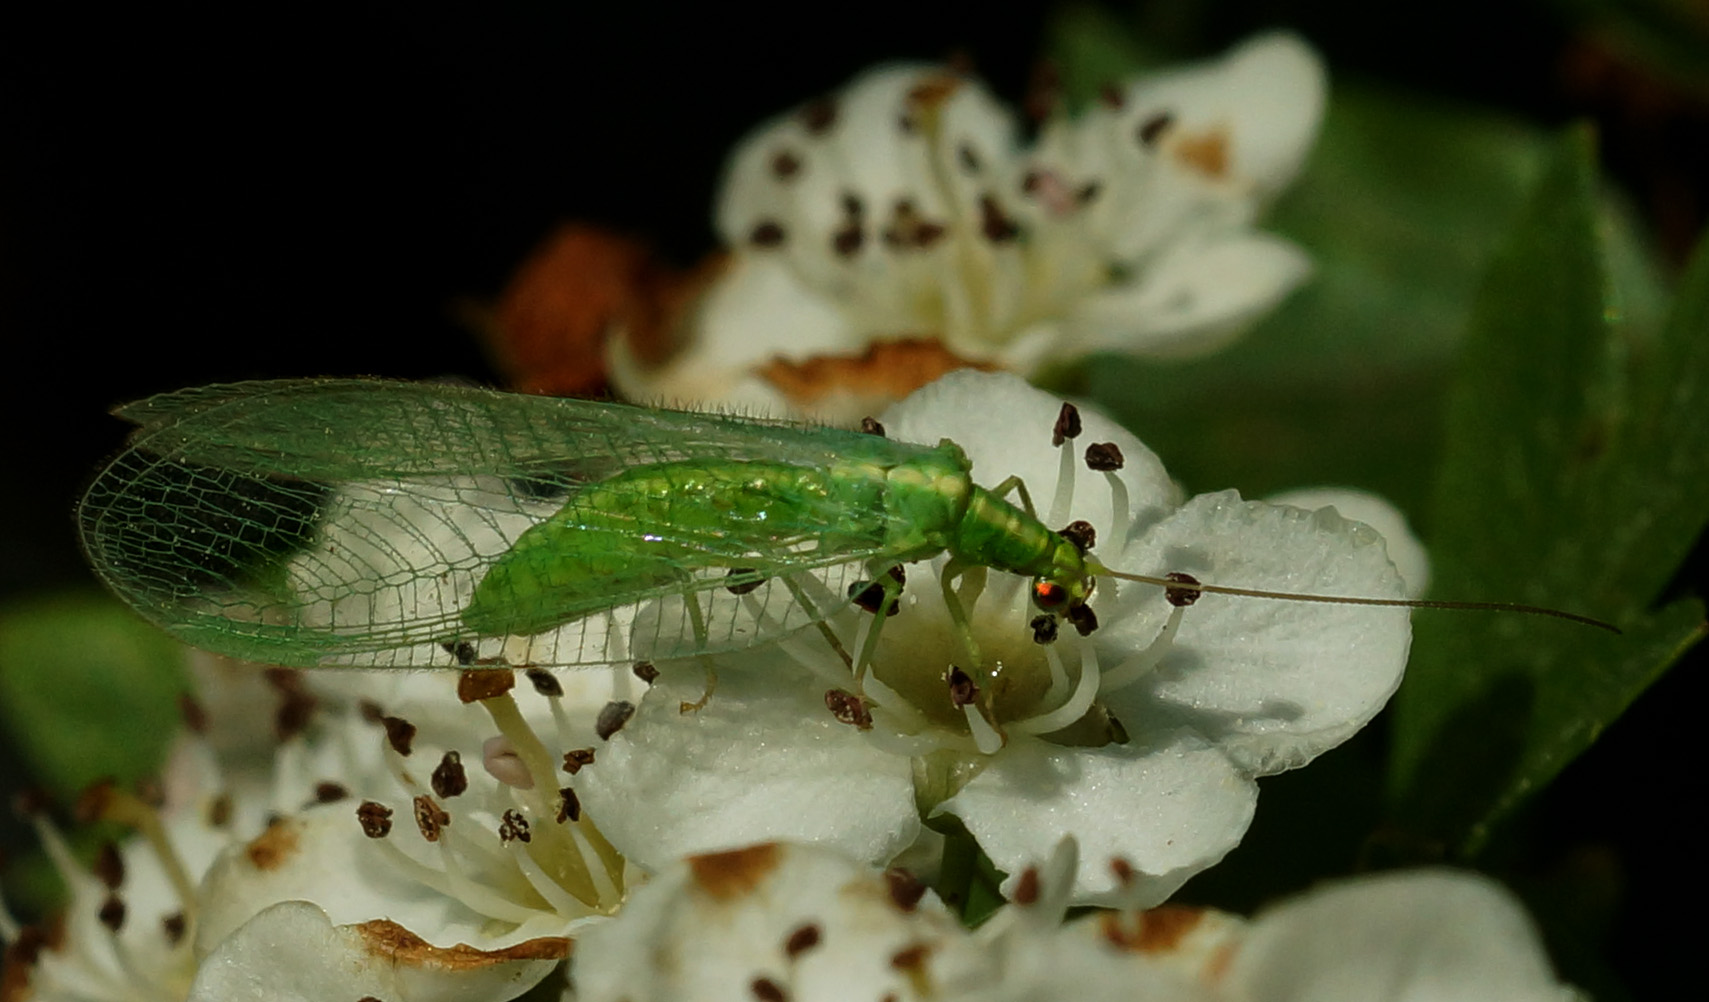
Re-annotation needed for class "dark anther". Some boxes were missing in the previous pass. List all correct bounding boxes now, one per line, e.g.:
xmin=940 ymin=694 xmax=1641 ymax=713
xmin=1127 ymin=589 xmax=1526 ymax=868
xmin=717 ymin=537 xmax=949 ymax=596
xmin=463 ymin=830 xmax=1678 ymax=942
xmin=1084 ymin=441 xmax=1125 ymax=471
xmin=562 ymin=748 xmax=596 ymax=774
xmin=1076 ymin=181 xmax=1102 ymax=205
xmin=885 ymin=867 xmax=928 ymax=911
xmin=358 ymin=700 xmax=384 ymax=723
xmin=93 ymin=841 xmax=124 ymax=889
xmin=177 ymin=693 xmax=207 ymax=734
xmin=771 ymin=150 xmax=801 ymax=179
xmin=596 ymin=701 xmax=636 ymax=740
xmin=825 ymin=689 xmax=873 ymax=730
xmin=162 ymin=912 xmax=187 ymax=944
xmin=98 ymin=895 xmax=126 ymax=932
xmin=1013 ymin=866 xmax=1041 ymax=905
xmin=1052 ymin=402 xmax=1082 ymax=446
xmin=413 ymin=795 xmax=449 ymax=842
xmin=785 ymin=922 xmax=823 ymax=958
xmin=431 ymin=750 xmax=468 ymax=798
xmin=1099 ymin=83 xmax=1125 ymax=109
xmin=526 ymin=668 xmax=565 ymax=697
xmin=457 ymin=668 xmax=516 ymax=703
xmin=1059 ymin=520 xmax=1096 ymax=553
xmin=632 ymin=661 xmax=659 ymax=684
xmin=498 ymin=809 xmax=531 ymax=844
xmin=890 ymin=944 xmax=929 ymax=971
xmin=207 ymin=793 xmax=234 ymax=826
xmin=1110 ymin=857 xmax=1136 ymax=886
xmin=381 ymin=715 xmax=417 ymax=756
xmin=1137 ymin=111 xmax=1174 ymax=148
xmin=1164 ymin=571 xmax=1202 ymax=607
xmin=800 ymin=97 xmax=838 ymax=134
xmin=860 ymin=416 xmax=886 ymax=437
xmin=1066 ymin=603 xmax=1099 ymax=636
xmin=958 ymin=143 xmax=981 ymax=173
xmin=751 ymin=977 xmax=788 ymax=1002
xmin=356 ymin=801 xmax=393 ymax=838
xmin=313 ymin=782 xmax=348 ymax=804
xmin=1030 ymin=614 xmax=1059 ymax=644
xmin=442 ymin=640 xmax=478 ymax=666
xmin=848 ymin=565 xmax=904 ymax=615
xmin=750 ymin=220 xmax=786 ymax=247
xmin=948 ymin=667 xmax=980 ymax=707
xmin=979 ymin=194 xmax=1020 ymax=242
xmin=274 ymin=686 xmax=317 ymax=742
xmin=558 ymin=787 xmax=582 ymax=823
xmin=726 ymin=568 xmax=765 ymax=595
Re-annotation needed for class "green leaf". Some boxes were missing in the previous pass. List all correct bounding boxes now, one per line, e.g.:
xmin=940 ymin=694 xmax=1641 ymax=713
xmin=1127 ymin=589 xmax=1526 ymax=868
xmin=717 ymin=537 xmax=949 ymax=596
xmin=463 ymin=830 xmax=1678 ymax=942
xmin=1388 ymin=125 xmax=1709 ymax=855
xmin=0 ymin=591 xmax=189 ymax=797
xmin=1083 ymin=87 xmax=1556 ymax=516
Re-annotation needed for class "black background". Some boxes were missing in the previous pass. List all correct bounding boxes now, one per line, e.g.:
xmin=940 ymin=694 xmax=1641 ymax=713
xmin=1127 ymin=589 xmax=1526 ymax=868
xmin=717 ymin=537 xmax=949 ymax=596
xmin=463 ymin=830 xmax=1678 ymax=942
xmin=2 ymin=3 xmax=1700 ymax=997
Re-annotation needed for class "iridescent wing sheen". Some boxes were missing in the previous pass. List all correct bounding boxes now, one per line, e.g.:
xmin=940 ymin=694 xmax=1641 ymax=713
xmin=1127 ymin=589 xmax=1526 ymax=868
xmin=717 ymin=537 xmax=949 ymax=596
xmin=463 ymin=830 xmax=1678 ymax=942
xmin=78 ymin=379 xmax=964 ymax=668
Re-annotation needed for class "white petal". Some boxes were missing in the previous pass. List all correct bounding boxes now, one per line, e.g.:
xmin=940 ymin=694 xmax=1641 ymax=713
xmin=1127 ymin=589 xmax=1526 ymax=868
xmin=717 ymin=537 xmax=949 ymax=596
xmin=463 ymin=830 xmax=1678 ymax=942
xmin=1103 ymin=492 xmax=1410 ymax=775
xmin=577 ymin=669 xmax=920 ymax=872
xmin=1117 ymin=32 xmax=1326 ymax=195
xmin=1068 ymin=232 xmax=1312 ymax=357
xmin=1223 ymin=870 xmax=1585 ymax=1002
xmin=188 ymin=900 xmax=563 ymax=1002
xmin=1267 ymin=487 xmax=1431 ymax=598
xmin=883 ymin=369 xmax=1180 ymax=527
xmin=936 ymin=731 xmax=1255 ymax=906
xmin=571 ymin=842 xmax=972 ymax=1002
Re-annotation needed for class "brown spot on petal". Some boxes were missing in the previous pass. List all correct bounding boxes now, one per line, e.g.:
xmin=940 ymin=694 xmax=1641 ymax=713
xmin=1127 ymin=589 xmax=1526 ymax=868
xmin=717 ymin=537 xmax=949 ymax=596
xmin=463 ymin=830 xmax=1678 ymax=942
xmin=882 ymin=198 xmax=947 ymax=251
xmin=750 ymin=220 xmax=786 ymax=247
xmin=162 ymin=911 xmax=187 ymax=944
xmin=355 ymin=918 xmax=570 ymax=966
xmin=97 ymin=895 xmax=125 ymax=932
xmin=1175 ymin=127 xmax=1230 ymax=178
xmin=890 ymin=942 xmax=929 ymax=971
xmin=771 ymin=150 xmax=802 ymax=180
xmin=1100 ymin=904 xmax=1206 ymax=952
xmin=757 ymin=337 xmax=998 ymax=413
xmin=458 ymin=669 xmax=515 ymax=703
xmin=245 ymin=817 xmax=301 ymax=870
xmin=1100 ymin=83 xmax=1126 ymax=109
xmin=978 ymin=194 xmax=1020 ymax=242
xmin=381 ymin=715 xmax=417 ymax=756
xmin=906 ymin=74 xmax=960 ymax=111
xmin=689 ymin=843 xmax=781 ymax=900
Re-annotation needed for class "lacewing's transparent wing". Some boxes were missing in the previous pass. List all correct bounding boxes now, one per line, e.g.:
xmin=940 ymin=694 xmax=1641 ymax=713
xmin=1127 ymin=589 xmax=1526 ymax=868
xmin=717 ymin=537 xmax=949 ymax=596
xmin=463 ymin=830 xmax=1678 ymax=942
xmin=77 ymin=380 xmax=962 ymax=668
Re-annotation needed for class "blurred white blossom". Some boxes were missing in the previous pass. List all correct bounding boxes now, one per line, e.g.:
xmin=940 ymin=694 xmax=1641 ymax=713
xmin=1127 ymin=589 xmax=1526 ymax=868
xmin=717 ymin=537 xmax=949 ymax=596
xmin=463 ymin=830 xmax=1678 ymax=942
xmin=611 ymin=33 xmax=1325 ymax=420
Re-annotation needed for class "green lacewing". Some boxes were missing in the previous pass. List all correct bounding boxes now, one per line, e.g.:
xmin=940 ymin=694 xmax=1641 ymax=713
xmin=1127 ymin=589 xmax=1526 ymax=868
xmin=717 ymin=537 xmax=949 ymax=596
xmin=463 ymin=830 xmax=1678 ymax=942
xmin=77 ymin=380 xmax=1613 ymax=672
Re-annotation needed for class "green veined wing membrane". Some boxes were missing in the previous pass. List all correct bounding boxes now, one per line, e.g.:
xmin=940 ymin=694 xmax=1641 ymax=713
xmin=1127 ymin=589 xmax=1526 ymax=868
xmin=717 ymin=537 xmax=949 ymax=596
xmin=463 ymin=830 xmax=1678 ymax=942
xmin=78 ymin=379 xmax=964 ymax=668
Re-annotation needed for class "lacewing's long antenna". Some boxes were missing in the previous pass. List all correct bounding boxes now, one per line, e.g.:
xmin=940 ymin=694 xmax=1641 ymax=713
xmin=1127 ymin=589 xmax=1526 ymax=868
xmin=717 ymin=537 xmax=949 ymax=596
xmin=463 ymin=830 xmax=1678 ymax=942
xmin=1096 ymin=568 xmax=1622 ymax=634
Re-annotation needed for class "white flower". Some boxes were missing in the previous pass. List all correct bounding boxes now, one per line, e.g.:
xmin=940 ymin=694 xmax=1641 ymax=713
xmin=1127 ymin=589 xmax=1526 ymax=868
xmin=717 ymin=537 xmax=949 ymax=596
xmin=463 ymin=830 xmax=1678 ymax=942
xmin=1094 ymin=868 xmax=1588 ymax=1002
xmin=566 ymin=838 xmax=1583 ymax=1002
xmin=580 ymin=371 xmax=1411 ymax=904
xmin=610 ymin=33 xmax=1324 ymax=421
xmin=187 ymin=667 xmax=635 ymax=1001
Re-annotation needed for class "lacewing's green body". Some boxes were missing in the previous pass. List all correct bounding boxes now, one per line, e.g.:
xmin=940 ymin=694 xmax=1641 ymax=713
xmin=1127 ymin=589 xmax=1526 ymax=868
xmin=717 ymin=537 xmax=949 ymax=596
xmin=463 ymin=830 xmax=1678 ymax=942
xmin=78 ymin=380 xmax=1090 ymax=669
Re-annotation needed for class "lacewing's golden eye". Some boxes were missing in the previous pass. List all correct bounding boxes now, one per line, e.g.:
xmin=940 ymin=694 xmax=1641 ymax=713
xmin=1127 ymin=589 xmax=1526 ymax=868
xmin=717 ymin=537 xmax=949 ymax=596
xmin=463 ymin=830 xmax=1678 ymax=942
xmin=1031 ymin=578 xmax=1072 ymax=613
